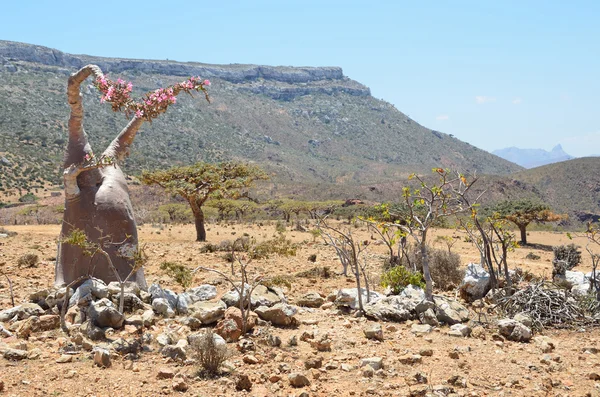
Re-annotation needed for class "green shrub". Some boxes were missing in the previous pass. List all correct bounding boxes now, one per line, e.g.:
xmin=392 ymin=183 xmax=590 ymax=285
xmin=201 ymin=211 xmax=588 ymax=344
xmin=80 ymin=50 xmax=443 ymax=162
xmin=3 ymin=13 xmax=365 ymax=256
xmin=380 ymin=266 xmax=425 ymax=294
xmin=160 ymin=261 xmax=193 ymax=289
xmin=18 ymin=193 xmax=38 ymax=203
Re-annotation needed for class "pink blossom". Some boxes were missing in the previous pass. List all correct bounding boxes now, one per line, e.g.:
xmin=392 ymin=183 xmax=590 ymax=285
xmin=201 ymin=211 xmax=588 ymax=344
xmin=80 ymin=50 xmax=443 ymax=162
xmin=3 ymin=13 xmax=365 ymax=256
xmin=127 ymin=82 xmax=133 ymax=92
xmin=203 ymin=79 xmax=211 ymax=86
xmin=135 ymin=109 xmax=144 ymax=118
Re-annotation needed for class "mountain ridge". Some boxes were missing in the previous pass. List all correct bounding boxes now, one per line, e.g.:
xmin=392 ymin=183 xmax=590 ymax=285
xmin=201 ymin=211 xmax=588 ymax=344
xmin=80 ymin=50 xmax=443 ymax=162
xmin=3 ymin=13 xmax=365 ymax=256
xmin=0 ymin=40 xmax=521 ymax=202
xmin=493 ymin=144 xmax=574 ymax=169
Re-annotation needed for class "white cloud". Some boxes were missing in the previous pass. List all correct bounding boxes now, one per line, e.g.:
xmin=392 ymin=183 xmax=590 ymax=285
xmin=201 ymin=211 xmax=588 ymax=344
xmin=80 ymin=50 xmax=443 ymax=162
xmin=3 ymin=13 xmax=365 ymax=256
xmin=436 ymin=114 xmax=449 ymax=121
xmin=475 ymin=96 xmax=496 ymax=104
xmin=512 ymin=97 xmax=522 ymax=105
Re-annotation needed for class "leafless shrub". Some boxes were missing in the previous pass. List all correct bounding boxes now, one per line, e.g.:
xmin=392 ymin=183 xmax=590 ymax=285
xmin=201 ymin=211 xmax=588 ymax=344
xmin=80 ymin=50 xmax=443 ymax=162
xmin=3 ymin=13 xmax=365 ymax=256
xmin=191 ymin=329 xmax=228 ymax=377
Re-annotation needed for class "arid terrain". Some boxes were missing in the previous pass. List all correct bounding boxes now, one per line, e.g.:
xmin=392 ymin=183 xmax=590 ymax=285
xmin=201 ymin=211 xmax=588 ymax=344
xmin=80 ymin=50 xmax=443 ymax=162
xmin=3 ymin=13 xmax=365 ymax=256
xmin=1 ymin=222 xmax=600 ymax=397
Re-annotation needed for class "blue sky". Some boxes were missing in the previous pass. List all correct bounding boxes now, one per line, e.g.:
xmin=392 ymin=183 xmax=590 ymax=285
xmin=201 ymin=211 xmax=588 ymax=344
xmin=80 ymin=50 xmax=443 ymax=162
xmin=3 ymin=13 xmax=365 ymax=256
xmin=2 ymin=0 xmax=599 ymax=156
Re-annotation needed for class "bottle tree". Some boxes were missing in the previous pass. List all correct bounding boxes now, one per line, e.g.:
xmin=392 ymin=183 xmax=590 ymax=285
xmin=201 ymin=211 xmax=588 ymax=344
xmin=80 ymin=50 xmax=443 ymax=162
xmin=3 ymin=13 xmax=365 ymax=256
xmin=56 ymin=64 xmax=210 ymax=288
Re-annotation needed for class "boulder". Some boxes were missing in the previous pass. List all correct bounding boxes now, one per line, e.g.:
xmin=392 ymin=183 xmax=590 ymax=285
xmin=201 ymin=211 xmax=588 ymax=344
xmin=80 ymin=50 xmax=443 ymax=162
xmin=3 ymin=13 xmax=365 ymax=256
xmin=398 ymin=285 xmax=426 ymax=311
xmin=0 ymin=303 xmax=44 ymax=322
xmin=88 ymin=298 xmax=124 ymax=329
xmin=363 ymin=323 xmax=384 ymax=341
xmin=296 ymin=291 xmax=325 ymax=308
xmin=107 ymin=281 xmax=140 ymax=297
xmin=335 ymin=288 xmax=383 ymax=310
xmin=93 ymin=347 xmax=111 ymax=368
xmin=288 ymin=373 xmax=310 ymax=388
xmin=148 ymin=284 xmax=178 ymax=309
xmin=364 ymin=296 xmax=413 ymax=322
xmin=459 ymin=264 xmax=491 ymax=302
xmin=176 ymin=285 xmax=217 ymax=314
xmin=497 ymin=319 xmax=532 ymax=342
xmin=255 ymin=303 xmax=297 ymax=326
xmin=411 ymin=324 xmax=433 ymax=334
xmin=189 ymin=300 xmax=227 ymax=324
xmin=434 ymin=296 xmax=469 ymax=325
xmin=448 ymin=324 xmax=471 ymax=337
xmin=152 ymin=298 xmax=175 ymax=317
xmin=214 ymin=307 xmax=257 ymax=342
xmin=360 ymin=357 xmax=383 ymax=370
xmin=221 ymin=284 xmax=282 ymax=309
xmin=69 ymin=278 xmax=109 ymax=307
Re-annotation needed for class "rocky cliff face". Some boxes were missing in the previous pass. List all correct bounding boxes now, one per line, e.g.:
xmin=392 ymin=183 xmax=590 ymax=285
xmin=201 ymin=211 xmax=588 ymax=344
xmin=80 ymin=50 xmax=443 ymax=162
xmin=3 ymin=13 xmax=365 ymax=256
xmin=0 ymin=40 xmax=369 ymax=100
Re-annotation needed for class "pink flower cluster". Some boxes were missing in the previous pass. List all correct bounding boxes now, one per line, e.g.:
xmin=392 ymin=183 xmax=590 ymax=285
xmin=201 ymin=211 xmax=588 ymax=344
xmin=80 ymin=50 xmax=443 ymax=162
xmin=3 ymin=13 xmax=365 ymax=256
xmin=93 ymin=75 xmax=210 ymax=121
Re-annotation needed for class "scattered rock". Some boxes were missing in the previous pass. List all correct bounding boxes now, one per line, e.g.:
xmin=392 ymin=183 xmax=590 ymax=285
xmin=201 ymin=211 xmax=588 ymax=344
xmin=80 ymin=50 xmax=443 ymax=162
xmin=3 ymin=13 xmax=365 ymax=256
xmin=189 ymin=300 xmax=227 ymax=324
xmin=243 ymin=354 xmax=259 ymax=364
xmin=398 ymin=354 xmax=422 ymax=365
xmin=161 ymin=343 xmax=187 ymax=361
xmin=214 ymin=306 xmax=257 ymax=342
xmin=0 ymin=303 xmax=44 ymax=322
xmin=157 ymin=367 xmax=175 ymax=379
xmin=419 ymin=348 xmax=433 ymax=357
xmin=172 ymin=376 xmax=188 ymax=392
xmin=459 ymin=263 xmax=491 ymax=302
xmin=364 ymin=296 xmax=412 ymax=322
xmin=236 ymin=374 xmax=252 ymax=391
xmin=513 ymin=312 xmax=533 ymax=328
xmin=93 ymin=348 xmax=111 ymax=368
xmin=335 ymin=288 xmax=383 ymax=310
xmin=497 ymin=319 xmax=532 ymax=342
xmin=296 ymin=291 xmax=324 ymax=308
xmin=360 ymin=357 xmax=383 ymax=370
xmin=411 ymin=324 xmax=433 ymax=334
xmin=56 ymin=354 xmax=73 ymax=363
xmin=304 ymin=356 xmax=323 ymax=369
xmin=107 ymin=281 xmax=140 ymax=297
xmin=310 ymin=334 xmax=332 ymax=352
xmin=255 ymin=303 xmax=297 ymax=326
xmin=2 ymin=348 xmax=28 ymax=361
xmin=288 ymin=372 xmax=310 ymax=388
xmin=88 ymin=298 xmax=124 ymax=329
xmin=363 ymin=323 xmax=383 ymax=341
xmin=434 ymin=296 xmax=470 ymax=325
xmin=533 ymin=336 xmax=556 ymax=353
xmin=448 ymin=323 xmax=471 ymax=337
xmin=152 ymin=298 xmax=175 ymax=317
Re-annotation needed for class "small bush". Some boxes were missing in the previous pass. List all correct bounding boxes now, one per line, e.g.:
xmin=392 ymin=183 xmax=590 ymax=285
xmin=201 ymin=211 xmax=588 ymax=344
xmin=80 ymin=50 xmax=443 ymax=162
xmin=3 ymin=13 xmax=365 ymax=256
xmin=275 ymin=220 xmax=287 ymax=234
xmin=17 ymin=253 xmax=39 ymax=267
xmin=18 ymin=193 xmax=38 ymax=203
xmin=191 ymin=330 xmax=228 ymax=377
xmin=160 ymin=261 xmax=193 ymax=289
xmin=381 ymin=266 xmax=425 ymax=294
xmin=525 ymin=252 xmax=541 ymax=260
xmin=308 ymin=253 xmax=317 ymax=262
xmin=263 ymin=275 xmax=294 ymax=290
xmin=553 ymin=244 xmax=581 ymax=271
xmin=398 ymin=244 xmax=463 ymax=291
xmin=249 ymin=234 xmax=297 ymax=259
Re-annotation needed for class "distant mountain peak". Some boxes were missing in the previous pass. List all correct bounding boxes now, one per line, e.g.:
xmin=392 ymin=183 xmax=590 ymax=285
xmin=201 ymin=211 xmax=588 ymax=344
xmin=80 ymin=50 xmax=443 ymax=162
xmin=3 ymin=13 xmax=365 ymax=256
xmin=493 ymin=144 xmax=574 ymax=169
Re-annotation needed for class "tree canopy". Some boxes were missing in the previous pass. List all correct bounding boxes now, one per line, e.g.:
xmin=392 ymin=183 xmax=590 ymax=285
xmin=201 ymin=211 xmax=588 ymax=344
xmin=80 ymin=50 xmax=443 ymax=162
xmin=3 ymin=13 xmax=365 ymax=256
xmin=493 ymin=199 xmax=564 ymax=244
xmin=141 ymin=162 xmax=268 ymax=241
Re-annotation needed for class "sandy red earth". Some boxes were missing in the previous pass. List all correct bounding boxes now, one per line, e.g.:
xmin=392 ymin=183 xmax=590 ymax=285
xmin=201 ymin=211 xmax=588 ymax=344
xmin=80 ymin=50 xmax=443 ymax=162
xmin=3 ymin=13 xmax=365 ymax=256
xmin=0 ymin=223 xmax=599 ymax=397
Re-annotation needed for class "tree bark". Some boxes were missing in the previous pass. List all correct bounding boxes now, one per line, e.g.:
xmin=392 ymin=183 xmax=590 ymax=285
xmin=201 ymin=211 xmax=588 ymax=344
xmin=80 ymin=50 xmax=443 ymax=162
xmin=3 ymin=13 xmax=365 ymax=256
xmin=420 ymin=233 xmax=434 ymax=302
xmin=190 ymin=198 xmax=207 ymax=242
xmin=519 ymin=224 xmax=528 ymax=245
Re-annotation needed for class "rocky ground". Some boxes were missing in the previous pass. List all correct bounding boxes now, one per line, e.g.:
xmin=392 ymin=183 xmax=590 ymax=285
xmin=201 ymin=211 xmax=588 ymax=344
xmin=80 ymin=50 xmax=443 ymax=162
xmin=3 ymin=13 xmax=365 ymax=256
xmin=0 ymin=223 xmax=600 ymax=397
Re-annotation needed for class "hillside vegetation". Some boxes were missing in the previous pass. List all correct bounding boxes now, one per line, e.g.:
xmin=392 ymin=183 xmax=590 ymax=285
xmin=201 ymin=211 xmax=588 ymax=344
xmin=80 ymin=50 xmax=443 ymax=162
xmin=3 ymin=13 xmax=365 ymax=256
xmin=0 ymin=40 xmax=520 ymax=200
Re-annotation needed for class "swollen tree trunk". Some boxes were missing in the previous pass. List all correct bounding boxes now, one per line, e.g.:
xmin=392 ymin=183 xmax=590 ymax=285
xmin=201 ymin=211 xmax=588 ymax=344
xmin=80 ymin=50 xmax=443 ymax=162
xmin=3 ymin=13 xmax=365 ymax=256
xmin=190 ymin=198 xmax=207 ymax=242
xmin=519 ymin=224 xmax=528 ymax=245
xmin=55 ymin=65 xmax=146 ymax=289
